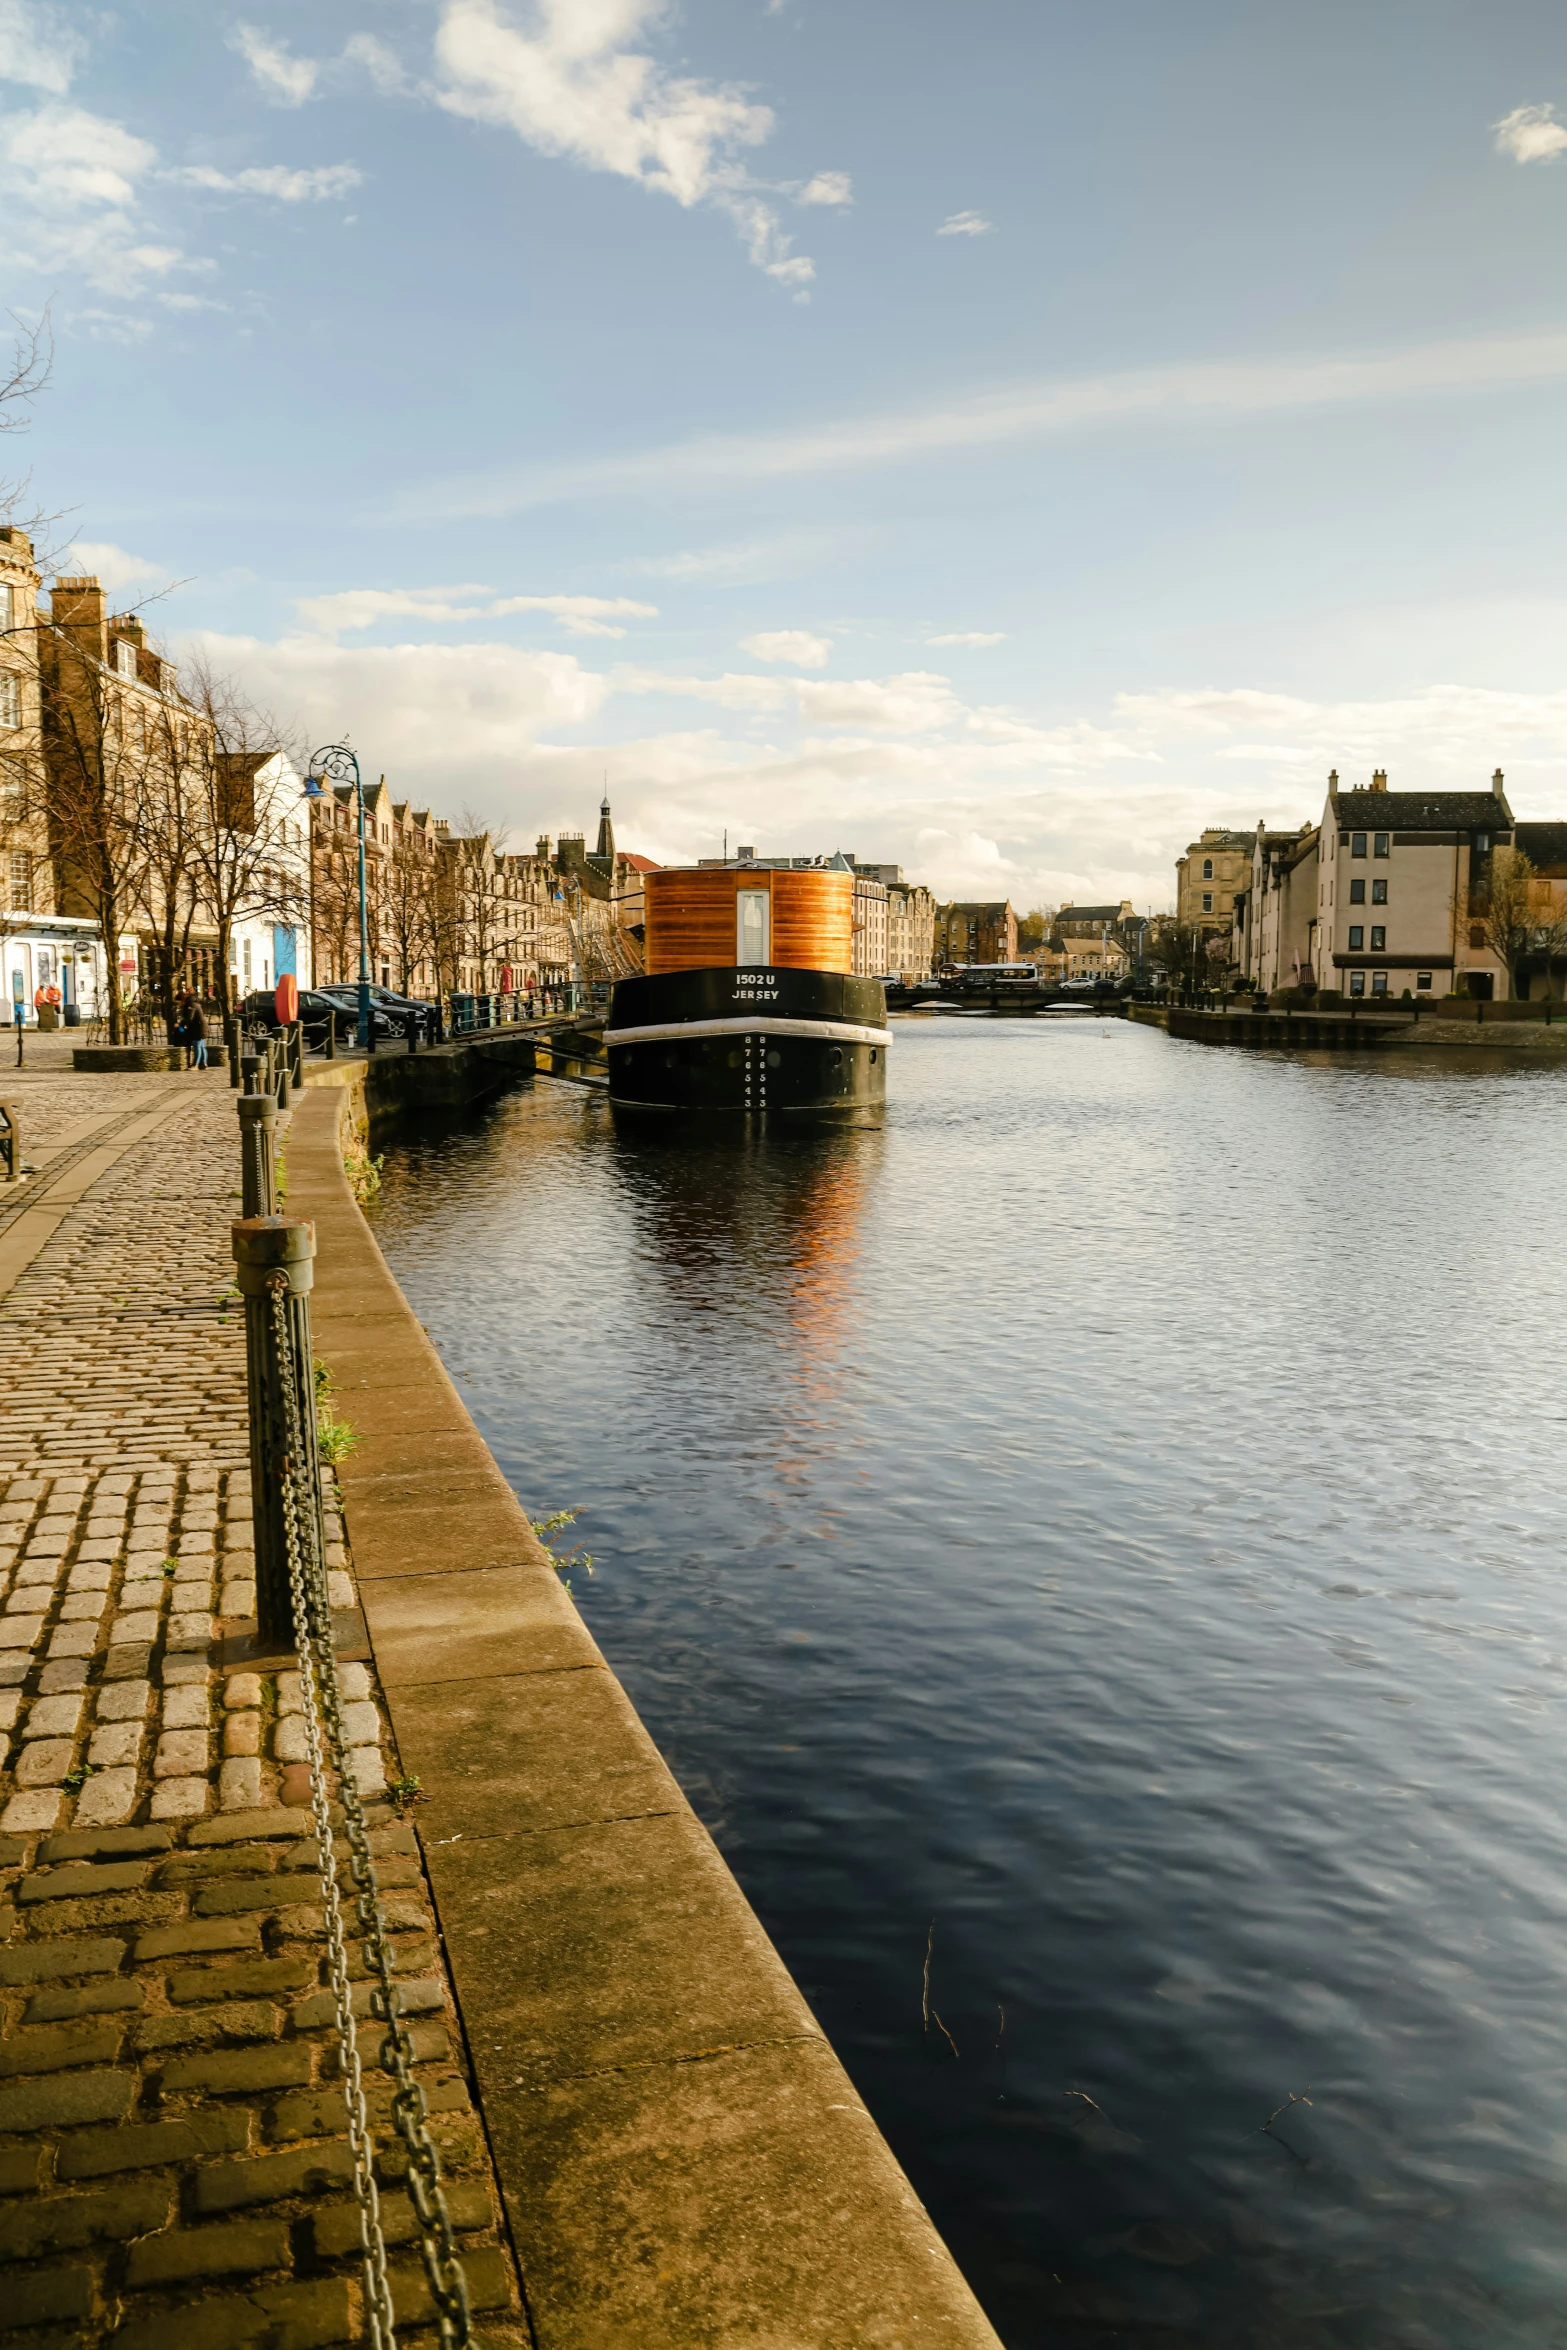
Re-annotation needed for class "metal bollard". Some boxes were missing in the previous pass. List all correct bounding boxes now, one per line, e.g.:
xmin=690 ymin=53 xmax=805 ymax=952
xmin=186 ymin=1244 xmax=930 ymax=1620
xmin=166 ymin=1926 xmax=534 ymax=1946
xmin=276 ymin=1040 xmax=291 ymax=1111
xmin=232 ymin=1215 xmax=324 ymax=1647
xmin=241 ymin=1051 xmax=261 ymax=1096
xmin=324 ymin=1010 xmax=336 ymax=1060
xmin=238 ymin=1089 xmax=278 ymax=1218
xmin=227 ymin=1028 xmax=242 ymax=1089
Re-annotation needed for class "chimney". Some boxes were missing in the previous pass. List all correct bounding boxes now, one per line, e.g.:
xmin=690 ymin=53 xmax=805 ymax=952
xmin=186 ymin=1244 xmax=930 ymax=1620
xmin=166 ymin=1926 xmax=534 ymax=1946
xmin=1493 ymin=768 xmax=1505 ymax=791
xmin=535 ymin=834 xmax=552 ymax=860
xmin=1327 ymin=768 xmax=1338 ymax=789
xmin=50 ymin=576 xmax=107 ymax=659
xmin=1370 ymin=768 xmax=1388 ymax=792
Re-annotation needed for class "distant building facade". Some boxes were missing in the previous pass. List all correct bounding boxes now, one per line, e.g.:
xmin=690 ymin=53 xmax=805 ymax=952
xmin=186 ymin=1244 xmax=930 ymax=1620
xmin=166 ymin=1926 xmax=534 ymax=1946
xmin=1229 ymin=768 xmax=1567 ymax=1001
xmin=1176 ymin=829 xmax=1252 ymax=932
xmin=935 ymin=900 xmax=1017 ymax=966
xmin=1052 ymin=900 xmax=1137 ymax=980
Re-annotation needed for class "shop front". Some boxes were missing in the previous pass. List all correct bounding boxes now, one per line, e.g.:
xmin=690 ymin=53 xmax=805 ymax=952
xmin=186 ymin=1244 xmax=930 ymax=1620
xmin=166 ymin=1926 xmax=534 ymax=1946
xmin=4 ymin=916 xmax=107 ymax=1026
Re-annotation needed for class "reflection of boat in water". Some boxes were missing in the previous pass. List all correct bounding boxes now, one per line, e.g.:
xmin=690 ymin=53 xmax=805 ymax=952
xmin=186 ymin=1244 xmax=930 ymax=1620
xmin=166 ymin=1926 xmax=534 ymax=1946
xmin=605 ymin=863 xmax=889 ymax=1116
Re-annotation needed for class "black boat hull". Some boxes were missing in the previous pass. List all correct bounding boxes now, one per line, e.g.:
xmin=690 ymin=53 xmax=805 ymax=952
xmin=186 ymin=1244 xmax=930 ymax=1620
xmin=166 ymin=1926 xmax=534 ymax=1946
xmin=605 ymin=967 xmax=889 ymax=1115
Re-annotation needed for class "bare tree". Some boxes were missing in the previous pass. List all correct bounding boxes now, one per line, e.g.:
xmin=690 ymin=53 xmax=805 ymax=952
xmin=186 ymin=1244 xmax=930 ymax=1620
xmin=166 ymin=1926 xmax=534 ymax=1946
xmin=38 ymin=612 xmax=165 ymax=1043
xmin=381 ymin=826 xmax=438 ymax=995
xmin=180 ymin=656 xmax=302 ymax=1046
xmin=1479 ymin=848 xmax=1567 ymax=999
xmin=0 ymin=310 xmax=51 ymax=528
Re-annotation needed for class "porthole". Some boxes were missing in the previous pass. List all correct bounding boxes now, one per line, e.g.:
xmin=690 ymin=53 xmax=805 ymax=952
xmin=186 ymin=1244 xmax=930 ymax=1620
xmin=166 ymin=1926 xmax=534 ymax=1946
xmin=728 ymin=1048 xmax=742 ymax=1068
xmin=828 ymin=1047 xmax=843 ymax=1067
xmin=766 ymin=1048 xmax=781 ymax=1068
xmin=869 ymin=1048 xmax=878 ymax=1064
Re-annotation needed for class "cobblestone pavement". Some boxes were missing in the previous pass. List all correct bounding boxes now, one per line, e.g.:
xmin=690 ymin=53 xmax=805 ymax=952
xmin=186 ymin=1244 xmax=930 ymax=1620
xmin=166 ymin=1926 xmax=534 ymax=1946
xmin=0 ymin=1072 xmax=526 ymax=2346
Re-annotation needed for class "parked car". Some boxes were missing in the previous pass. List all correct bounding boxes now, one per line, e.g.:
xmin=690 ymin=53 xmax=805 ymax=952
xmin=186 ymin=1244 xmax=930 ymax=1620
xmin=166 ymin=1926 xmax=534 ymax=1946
xmin=241 ymin=986 xmax=430 ymax=1048
xmin=312 ymin=984 xmax=434 ymax=1044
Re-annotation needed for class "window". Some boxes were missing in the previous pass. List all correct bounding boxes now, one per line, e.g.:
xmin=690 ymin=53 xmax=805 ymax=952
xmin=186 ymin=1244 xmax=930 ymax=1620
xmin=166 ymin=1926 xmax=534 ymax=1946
xmin=115 ymin=640 xmax=136 ymax=680
xmin=1202 ymin=892 xmax=1213 ymax=913
xmin=1371 ymin=972 xmax=1388 ymax=995
xmin=1349 ymin=925 xmax=1364 ymax=949
xmin=1370 ymin=926 xmax=1385 ymax=950
xmin=1202 ymin=858 xmax=1213 ymax=879
xmin=1469 ymin=924 xmax=1485 ymax=950
xmin=0 ymin=671 xmax=18 ymax=728
xmin=736 ymin=888 xmax=770 ymax=966
xmin=0 ymin=584 xmax=11 ymax=629
xmin=1349 ymin=970 xmax=1366 ymax=996
xmin=1371 ymin=879 xmax=1387 ymax=905
xmin=1351 ymin=831 xmax=1366 ymax=856
xmin=7 ymin=852 xmax=29 ymax=912
xmin=1417 ymin=971 xmax=1432 ymax=990
xmin=1349 ymin=878 xmax=1366 ymax=904
xmin=1374 ymin=832 xmax=1389 ymax=857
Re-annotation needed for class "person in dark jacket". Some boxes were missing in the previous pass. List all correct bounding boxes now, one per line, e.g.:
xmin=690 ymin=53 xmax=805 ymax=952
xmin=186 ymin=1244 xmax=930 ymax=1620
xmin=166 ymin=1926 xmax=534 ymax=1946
xmin=181 ymin=993 xmax=209 ymax=1069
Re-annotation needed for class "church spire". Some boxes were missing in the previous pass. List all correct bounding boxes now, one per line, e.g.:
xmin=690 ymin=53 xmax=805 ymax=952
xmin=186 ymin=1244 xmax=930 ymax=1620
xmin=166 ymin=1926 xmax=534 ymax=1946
xmin=595 ymin=793 xmax=615 ymax=865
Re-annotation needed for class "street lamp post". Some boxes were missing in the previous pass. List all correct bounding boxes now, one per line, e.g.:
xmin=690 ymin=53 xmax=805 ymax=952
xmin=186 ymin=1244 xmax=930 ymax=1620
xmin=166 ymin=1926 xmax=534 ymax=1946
xmin=303 ymin=743 xmax=374 ymax=1055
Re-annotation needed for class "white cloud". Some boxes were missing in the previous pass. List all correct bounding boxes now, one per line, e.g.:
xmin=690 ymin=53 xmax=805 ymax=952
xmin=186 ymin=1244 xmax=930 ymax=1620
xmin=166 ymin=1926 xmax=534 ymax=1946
xmin=1494 ymin=103 xmax=1567 ymax=164
xmin=740 ymin=627 xmax=831 ymax=666
xmin=617 ymin=666 xmax=790 ymax=711
xmin=195 ymin=607 xmax=1567 ymax=910
xmin=230 ymin=24 xmax=319 ymax=106
xmin=343 ymin=32 xmax=415 ymax=98
xmin=938 ymin=209 xmax=993 ymax=237
xmin=414 ymin=325 xmax=1567 ymax=515
xmin=927 ymin=630 xmax=1007 ymax=647
xmin=167 ymin=161 xmax=362 ymax=202
xmin=0 ymin=100 xmax=187 ymax=293
xmin=192 ymin=630 xmax=610 ymax=775
xmin=795 ymin=670 xmax=966 ymax=733
xmin=294 ymin=585 xmax=658 ymax=639
xmin=430 ymin=0 xmax=836 ymax=286
xmin=67 ymin=540 xmax=170 ymax=591
xmin=0 ymin=0 xmax=82 ymax=93
xmin=797 ymin=170 xmax=851 ymax=206
xmin=627 ymin=530 xmax=841 ymax=584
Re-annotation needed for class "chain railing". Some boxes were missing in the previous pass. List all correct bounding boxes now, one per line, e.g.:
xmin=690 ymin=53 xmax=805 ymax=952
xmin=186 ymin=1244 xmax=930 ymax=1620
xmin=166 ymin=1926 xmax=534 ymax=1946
xmin=233 ymin=1089 xmax=477 ymax=2347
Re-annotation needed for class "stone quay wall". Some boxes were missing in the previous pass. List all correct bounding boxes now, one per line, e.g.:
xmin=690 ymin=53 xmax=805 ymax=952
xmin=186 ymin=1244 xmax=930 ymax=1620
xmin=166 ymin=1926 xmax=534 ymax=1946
xmin=0 ymin=1039 xmax=1000 ymax=2348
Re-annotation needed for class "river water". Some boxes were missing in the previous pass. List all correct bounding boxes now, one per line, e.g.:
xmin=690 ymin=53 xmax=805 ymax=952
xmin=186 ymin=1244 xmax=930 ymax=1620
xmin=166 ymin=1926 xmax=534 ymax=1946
xmin=369 ymin=1014 xmax=1567 ymax=2349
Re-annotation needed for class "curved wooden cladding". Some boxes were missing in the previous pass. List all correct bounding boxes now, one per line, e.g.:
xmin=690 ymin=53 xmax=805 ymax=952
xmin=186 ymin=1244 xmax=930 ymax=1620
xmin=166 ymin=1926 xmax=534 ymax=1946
xmin=644 ymin=868 xmax=854 ymax=975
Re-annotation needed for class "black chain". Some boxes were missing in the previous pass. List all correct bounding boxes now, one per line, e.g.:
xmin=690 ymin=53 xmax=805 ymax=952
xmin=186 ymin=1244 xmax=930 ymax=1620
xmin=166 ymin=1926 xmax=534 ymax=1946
xmin=267 ymin=1275 xmax=477 ymax=2347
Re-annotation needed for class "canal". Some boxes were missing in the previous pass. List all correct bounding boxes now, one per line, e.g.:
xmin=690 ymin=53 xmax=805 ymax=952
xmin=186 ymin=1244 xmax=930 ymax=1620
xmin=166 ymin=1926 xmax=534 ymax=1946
xmin=369 ymin=1014 xmax=1567 ymax=2348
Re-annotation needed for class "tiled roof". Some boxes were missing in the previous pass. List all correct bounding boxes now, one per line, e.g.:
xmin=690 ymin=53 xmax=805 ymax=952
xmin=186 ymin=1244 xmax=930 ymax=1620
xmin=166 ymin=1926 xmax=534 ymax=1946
xmin=1329 ymin=790 xmax=1510 ymax=830
xmin=1516 ymin=822 xmax=1567 ymax=873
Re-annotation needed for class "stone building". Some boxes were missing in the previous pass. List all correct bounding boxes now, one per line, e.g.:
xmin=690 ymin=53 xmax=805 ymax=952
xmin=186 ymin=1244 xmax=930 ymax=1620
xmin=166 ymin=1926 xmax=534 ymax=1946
xmin=1230 ymin=821 xmax=1319 ymax=995
xmin=1052 ymin=900 xmax=1137 ymax=980
xmin=1176 ymin=828 xmax=1252 ymax=932
xmin=0 ymin=529 xmax=106 ymax=1020
xmin=1230 ymin=768 xmax=1567 ymax=1001
xmin=40 ymin=573 xmax=222 ymax=1020
xmin=934 ymin=900 xmax=1018 ymax=966
xmin=882 ymin=874 xmax=936 ymax=979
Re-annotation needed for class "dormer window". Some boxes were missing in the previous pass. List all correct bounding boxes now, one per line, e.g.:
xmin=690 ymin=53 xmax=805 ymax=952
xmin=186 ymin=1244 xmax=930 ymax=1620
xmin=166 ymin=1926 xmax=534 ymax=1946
xmin=115 ymin=640 xmax=136 ymax=681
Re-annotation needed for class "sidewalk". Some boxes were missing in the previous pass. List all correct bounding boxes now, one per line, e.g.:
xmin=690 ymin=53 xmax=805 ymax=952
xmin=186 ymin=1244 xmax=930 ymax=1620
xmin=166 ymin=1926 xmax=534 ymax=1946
xmin=0 ymin=1063 xmax=523 ymax=2345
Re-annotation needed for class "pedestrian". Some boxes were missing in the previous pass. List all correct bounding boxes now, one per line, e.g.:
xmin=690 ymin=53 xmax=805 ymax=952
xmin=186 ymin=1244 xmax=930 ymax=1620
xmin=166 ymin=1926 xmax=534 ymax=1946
xmin=183 ymin=992 xmax=209 ymax=1069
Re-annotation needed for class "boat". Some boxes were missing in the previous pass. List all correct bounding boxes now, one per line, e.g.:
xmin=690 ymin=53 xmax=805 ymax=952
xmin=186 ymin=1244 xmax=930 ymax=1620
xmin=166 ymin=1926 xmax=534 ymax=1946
xmin=604 ymin=863 xmax=889 ymax=1115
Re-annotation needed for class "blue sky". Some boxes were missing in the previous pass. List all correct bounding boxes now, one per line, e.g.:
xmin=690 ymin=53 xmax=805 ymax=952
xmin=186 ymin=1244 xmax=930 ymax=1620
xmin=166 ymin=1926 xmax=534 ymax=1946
xmin=5 ymin=0 xmax=1567 ymax=908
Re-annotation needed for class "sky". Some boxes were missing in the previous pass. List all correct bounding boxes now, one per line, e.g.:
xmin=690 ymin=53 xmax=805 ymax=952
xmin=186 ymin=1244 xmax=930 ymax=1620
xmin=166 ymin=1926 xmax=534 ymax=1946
xmin=5 ymin=0 xmax=1567 ymax=910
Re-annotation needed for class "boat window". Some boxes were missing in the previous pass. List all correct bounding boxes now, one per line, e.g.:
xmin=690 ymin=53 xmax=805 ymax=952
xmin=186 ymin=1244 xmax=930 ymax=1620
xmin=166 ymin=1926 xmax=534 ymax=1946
xmin=736 ymin=889 xmax=770 ymax=966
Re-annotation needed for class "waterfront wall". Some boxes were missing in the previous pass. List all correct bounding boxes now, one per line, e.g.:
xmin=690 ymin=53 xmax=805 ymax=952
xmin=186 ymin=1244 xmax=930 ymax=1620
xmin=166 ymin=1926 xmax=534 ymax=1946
xmin=287 ymin=1082 xmax=1001 ymax=2347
